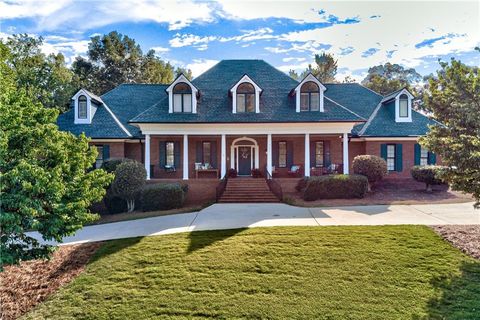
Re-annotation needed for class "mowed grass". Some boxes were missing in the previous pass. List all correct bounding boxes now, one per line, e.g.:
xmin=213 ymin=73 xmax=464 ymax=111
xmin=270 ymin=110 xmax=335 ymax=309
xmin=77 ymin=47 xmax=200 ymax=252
xmin=25 ymin=226 xmax=480 ymax=320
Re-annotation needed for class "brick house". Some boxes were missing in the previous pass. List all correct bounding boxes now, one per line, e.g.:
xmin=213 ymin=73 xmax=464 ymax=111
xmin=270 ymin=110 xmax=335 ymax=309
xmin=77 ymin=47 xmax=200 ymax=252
xmin=58 ymin=60 xmax=439 ymax=201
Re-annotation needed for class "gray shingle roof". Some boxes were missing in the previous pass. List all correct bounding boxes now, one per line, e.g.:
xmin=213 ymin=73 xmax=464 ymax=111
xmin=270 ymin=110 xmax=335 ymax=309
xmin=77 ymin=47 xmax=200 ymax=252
xmin=57 ymin=59 xmax=438 ymax=139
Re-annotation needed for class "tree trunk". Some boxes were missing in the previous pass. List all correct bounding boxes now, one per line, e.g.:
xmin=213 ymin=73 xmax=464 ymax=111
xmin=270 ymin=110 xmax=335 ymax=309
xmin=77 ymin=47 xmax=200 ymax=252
xmin=426 ymin=184 xmax=432 ymax=192
xmin=127 ymin=199 xmax=135 ymax=212
xmin=367 ymin=182 xmax=372 ymax=193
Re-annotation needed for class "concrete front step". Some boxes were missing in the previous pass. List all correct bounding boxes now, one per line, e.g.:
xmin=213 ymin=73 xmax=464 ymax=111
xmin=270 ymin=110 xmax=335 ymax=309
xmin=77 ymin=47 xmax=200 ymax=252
xmin=218 ymin=178 xmax=280 ymax=203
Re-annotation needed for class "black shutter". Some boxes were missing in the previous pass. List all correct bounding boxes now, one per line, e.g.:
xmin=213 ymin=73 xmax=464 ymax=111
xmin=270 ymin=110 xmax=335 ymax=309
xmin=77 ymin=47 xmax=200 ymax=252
xmin=324 ymin=141 xmax=331 ymax=167
xmin=102 ymin=144 xmax=110 ymax=160
xmin=159 ymin=141 xmax=166 ymax=167
xmin=272 ymin=141 xmax=279 ymax=168
xmin=395 ymin=144 xmax=403 ymax=172
xmin=174 ymin=141 xmax=181 ymax=169
xmin=210 ymin=141 xmax=217 ymax=168
xmin=414 ymin=143 xmax=421 ymax=166
xmin=196 ymin=141 xmax=202 ymax=163
xmin=287 ymin=141 xmax=294 ymax=168
xmin=310 ymin=141 xmax=315 ymax=168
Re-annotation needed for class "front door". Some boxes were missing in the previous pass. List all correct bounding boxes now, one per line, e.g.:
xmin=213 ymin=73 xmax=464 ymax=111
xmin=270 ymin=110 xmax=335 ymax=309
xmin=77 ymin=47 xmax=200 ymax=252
xmin=238 ymin=147 xmax=252 ymax=176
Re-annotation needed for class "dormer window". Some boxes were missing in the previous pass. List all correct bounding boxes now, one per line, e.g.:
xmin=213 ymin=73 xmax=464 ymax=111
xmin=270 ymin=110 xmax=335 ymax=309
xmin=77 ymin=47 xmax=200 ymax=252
xmin=173 ymin=83 xmax=192 ymax=113
xmin=78 ymin=95 xmax=88 ymax=119
xmin=293 ymin=73 xmax=326 ymax=112
xmin=300 ymin=82 xmax=320 ymax=111
xmin=230 ymin=75 xmax=262 ymax=114
xmin=167 ymin=74 xmax=198 ymax=114
xmin=236 ymin=83 xmax=255 ymax=113
xmin=399 ymin=94 xmax=408 ymax=118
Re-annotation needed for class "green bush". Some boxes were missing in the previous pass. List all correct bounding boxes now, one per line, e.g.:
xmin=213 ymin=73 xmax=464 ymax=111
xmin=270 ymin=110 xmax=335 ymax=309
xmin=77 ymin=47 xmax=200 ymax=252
xmin=303 ymin=175 xmax=368 ymax=201
xmin=295 ymin=177 xmax=309 ymax=192
xmin=111 ymin=160 xmax=146 ymax=212
xmin=104 ymin=195 xmax=128 ymax=214
xmin=411 ymin=165 xmax=447 ymax=192
xmin=101 ymin=158 xmax=132 ymax=173
xmin=353 ymin=155 xmax=387 ymax=191
xmin=141 ymin=183 xmax=187 ymax=211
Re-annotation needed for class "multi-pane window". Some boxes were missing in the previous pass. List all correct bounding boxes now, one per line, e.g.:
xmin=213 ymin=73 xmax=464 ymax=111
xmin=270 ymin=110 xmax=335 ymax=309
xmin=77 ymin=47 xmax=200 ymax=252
xmin=95 ymin=145 xmax=103 ymax=169
xmin=278 ymin=141 xmax=287 ymax=168
xmin=202 ymin=142 xmax=211 ymax=165
xmin=173 ymin=83 xmax=192 ymax=113
xmin=78 ymin=95 xmax=87 ymax=119
xmin=166 ymin=142 xmax=175 ymax=167
xmin=300 ymin=81 xmax=320 ymax=111
xmin=236 ymin=82 xmax=255 ymax=113
xmin=387 ymin=144 xmax=396 ymax=171
xmin=420 ymin=147 xmax=429 ymax=166
xmin=315 ymin=141 xmax=324 ymax=167
xmin=399 ymin=94 xmax=408 ymax=118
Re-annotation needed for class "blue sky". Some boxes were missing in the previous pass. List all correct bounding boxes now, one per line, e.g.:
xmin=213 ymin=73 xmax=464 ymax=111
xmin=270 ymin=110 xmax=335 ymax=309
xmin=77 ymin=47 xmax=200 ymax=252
xmin=1 ymin=0 xmax=478 ymax=81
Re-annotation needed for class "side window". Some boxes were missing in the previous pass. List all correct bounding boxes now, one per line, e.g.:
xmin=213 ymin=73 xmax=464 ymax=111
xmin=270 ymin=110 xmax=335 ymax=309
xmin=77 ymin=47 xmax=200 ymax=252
xmin=78 ymin=95 xmax=87 ymax=119
xmin=387 ymin=144 xmax=396 ymax=171
xmin=95 ymin=145 xmax=103 ymax=168
xmin=315 ymin=141 xmax=324 ymax=167
xmin=399 ymin=94 xmax=409 ymax=118
xmin=173 ymin=83 xmax=192 ymax=113
xmin=278 ymin=141 xmax=287 ymax=168
xmin=300 ymin=81 xmax=320 ymax=112
xmin=166 ymin=142 xmax=175 ymax=167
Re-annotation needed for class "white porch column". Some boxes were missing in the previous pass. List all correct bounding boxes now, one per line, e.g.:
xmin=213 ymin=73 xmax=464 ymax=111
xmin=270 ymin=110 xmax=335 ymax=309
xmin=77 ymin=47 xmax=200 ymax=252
xmin=304 ymin=133 xmax=310 ymax=177
xmin=221 ymin=134 xmax=226 ymax=178
xmin=145 ymin=134 xmax=151 ymax=180
xmin=183 ymin=134 xmax=189 ymax=180
xmin=267 ymin=134 xmax=272 ymax=179
xmin=343 ymin=132 xmax=349 ymax=174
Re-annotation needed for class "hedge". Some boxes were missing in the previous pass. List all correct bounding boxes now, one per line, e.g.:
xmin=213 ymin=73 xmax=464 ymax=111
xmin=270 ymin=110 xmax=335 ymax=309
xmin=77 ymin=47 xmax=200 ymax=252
xmin=411 ymin=165 xmax=447 ymax=192
xmin=141 ymin=183 xmax=187 ymax=211
xmin=352 ymin=155 xmax=387 ymax=190
xmin=303 ymin=175 xmax=369 ymax=201
xmin=101 ymin=158 xmax=132 ymax=173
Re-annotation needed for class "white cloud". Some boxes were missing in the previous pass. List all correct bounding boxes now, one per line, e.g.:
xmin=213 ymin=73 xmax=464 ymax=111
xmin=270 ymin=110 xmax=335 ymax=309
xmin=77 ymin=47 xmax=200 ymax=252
xmin=170 ymin=34 xmax=216 ymax=48
xmin=186 ymin=59 xmax=218 ymax=77
xmin=150 ymin=46 xmax=170 ymax=53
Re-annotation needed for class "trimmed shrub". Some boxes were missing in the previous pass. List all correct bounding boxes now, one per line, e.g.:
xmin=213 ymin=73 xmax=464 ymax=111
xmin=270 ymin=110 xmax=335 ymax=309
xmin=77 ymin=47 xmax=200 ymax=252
xmin=104 ymin=195 xmax=128 ymax=214
xmin=251 ymin=168 xmax=262 ymax=178
xmin=353 ymin=155 xmax=388 ymax=191
xmin=101 ymin=158 xmax=132 ymax=173
xmin=295 ymin=177 xmax=309 ymax=192
xmin=111 ymin=160 xmax=146 ymax=212
xmin=228 ymin=168 xmax=237 ymax=178
xmin=411 ymin=165 xmax=447 ymax=192
xmin=141 ymin=183 xmax=187 ymax=211
xmin=303 ymin=175 xmax=368 ymax=201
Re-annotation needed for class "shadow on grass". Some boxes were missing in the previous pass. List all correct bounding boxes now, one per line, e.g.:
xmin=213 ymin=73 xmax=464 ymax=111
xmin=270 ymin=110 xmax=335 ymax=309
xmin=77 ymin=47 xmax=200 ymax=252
xmin=187 ymin=228 xmax=247 ymax=253
xmin=425 ymin=260 xmax=480 ymax=319
xmin=88 ymin=237 xmax=144 ymax=264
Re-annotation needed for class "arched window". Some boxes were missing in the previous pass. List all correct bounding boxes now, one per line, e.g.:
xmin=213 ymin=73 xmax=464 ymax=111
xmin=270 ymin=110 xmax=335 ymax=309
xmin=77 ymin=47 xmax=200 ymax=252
xmin=300 ymin=81 xmax=320 ymax=111
xmin=236 ymin=82 xmax=255 ymax=113
xmin=399 ymin=94 xmax=409 ymax=118
xmin=78 ymin=95 xmax=87 ymax=119
xmin=173 ymin=82 xmax=192 ymax=113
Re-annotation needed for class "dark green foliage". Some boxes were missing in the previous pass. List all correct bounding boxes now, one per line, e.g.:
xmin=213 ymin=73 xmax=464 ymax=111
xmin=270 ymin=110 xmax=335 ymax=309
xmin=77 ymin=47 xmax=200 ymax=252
xmin=141 ymin=183 xmax=187 ymax=212
xmin=411 ymin=166 xmax=447 ymax=192
xmin=303 ymin=175 xmax=368 ymax=201
xmin=420 ymin=54 xmax=480 ymax=207
xmin=104 ymin=195 xmax=128 ymax=214
xmin=228 ymin=168 xmax=237 ymax=178
xmin=101 ymin=158 xmax=132 ymax=173
xmin=251 ymin=168 xmax=262 ymax=178
xmin=361 ymin=62 xmax=421 ymax=95
xmin=111 ymin=160 xmax=146 ymax=212
xmin=295 ymin=177 xmax=309 ymax=192
xmin=289 ymin=52 xmax=338 ymax=82
xmin=353 ymin=155 xmax=388 ymax=190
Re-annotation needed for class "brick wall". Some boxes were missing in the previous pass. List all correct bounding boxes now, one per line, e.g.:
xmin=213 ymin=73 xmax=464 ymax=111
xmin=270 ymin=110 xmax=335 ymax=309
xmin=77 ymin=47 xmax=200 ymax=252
xmin=365 ymin=140 xmax=417 ymax=178
xmin=125 ymin=142 xmax=143 ymax=163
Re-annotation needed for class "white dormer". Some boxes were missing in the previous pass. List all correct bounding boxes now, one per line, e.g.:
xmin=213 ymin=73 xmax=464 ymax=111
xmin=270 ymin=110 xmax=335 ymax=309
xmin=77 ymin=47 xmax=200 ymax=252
xmin=166 ymin=74 xmax=198 ymax=114
xmin=72 ymin=89 xmax=102 ymax=124
xmin=381 ymin=88 xmax=414 ymax=123
xmin=230 ymin=75 xmax=262 ymax=114
xmin=293 ymin=73 xmax=326 ymax=112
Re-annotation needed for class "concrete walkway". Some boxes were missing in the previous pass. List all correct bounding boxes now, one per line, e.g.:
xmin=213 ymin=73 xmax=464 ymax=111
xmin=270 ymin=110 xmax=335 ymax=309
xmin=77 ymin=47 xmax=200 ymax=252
xmin=28 ymin=202 xmax=480 ymax=245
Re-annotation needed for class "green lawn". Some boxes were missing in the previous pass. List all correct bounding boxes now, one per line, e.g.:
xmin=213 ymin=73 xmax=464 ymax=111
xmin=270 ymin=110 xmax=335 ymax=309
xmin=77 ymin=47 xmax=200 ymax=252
xmin=25 ymin=226 xmax=480 ymax=320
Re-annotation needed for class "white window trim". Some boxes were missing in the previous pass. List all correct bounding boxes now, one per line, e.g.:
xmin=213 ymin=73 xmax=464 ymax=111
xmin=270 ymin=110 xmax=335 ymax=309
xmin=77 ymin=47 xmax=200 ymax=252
xmin=72 ymin=89 xmax=98 ymax=124
xmin=294 ymin=73 xmax=326 ymax=113
xmin=166 ymin=74 xmax=198 ymax=114
xmin=230 ymin=75 xmax=262 ymax=114
xmin=394 ymin=89 xmax=413 ymax=123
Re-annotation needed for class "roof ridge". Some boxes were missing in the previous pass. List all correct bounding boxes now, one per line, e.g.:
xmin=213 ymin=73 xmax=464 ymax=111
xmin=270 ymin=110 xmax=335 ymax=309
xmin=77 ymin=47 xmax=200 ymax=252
xmin=356 ymin=83 xmax=384 ymax=97
xmin=102 ymin=102 xmax=132 ymax=137
xmin=129 ymin=96 xmax=168 ymax=123
xmin=357 ymin=101 xmax=383 ymax=135
xmin=324 ymin=96 xmax=366 ymax=120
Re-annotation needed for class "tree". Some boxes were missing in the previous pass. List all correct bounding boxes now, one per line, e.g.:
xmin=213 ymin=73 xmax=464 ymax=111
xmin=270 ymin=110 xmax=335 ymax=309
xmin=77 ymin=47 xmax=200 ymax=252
xmin=174 ymin=66 xmax=193 ymax=81
xmin=352 ymin=155 xmax=388 ymax=192
xmin=420 ymin=55 xmax=480 ymax=207
xmin=288 ymin=69 xmax=300 ymax=80
xmin=111 ymin=161 xmax=146 ymax=212
xmin=361 ymin=63 xmax=421 ymax=95
xmin=0 ymin=43 xmax=113 ymax=267
xmin=311 ymin=53 xmax=338 ymax=83
xmin=3 ymin=34 xmax=76 ymax=112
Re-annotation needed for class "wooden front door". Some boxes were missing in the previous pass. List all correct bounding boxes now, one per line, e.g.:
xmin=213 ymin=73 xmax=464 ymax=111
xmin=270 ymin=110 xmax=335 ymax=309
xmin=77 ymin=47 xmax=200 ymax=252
xmin=238 ymin=147 xmax=252 ymax=176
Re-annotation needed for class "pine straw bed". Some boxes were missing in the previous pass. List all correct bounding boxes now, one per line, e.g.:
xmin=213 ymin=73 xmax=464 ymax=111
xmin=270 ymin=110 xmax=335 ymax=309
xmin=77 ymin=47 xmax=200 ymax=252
xmin=431 ymin=225 xmax=480 ymax=260
xmin=0 ymin=242 xmax=101 ymax=320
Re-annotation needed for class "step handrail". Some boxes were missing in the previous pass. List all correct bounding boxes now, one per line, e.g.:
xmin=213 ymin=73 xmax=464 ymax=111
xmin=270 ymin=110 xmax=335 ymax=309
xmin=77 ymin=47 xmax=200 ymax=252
xmin=264 ymin=168 xmax=283 ymax=201
xmin=215 ymin=173 xmax=229 ymax=202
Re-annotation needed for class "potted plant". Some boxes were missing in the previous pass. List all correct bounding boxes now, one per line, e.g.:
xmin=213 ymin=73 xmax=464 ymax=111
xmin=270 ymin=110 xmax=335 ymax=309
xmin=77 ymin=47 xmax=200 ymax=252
xmin=228 ymin=168 xmax=237 ymax=178
xmin=251 ymin=168 xmax=262 ymax=178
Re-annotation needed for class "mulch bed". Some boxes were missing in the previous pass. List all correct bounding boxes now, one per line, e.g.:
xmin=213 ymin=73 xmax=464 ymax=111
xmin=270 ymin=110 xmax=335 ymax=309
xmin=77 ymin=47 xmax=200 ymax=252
xmin=0 ymin=242 xmax=101 ymax=320
xmin=431 ymin=225 xmax=480 ymax=260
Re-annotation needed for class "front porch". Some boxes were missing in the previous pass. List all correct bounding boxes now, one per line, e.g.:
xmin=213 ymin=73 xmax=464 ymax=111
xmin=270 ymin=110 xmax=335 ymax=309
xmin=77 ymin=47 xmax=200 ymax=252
xmin=143 ymin=132 xmax=350 ymax=180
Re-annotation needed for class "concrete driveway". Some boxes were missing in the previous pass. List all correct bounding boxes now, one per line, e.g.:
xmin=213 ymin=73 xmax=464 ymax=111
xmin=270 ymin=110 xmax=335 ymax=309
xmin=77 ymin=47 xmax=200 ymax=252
xmin=28 ymin=202 xmax=480 ymax=245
